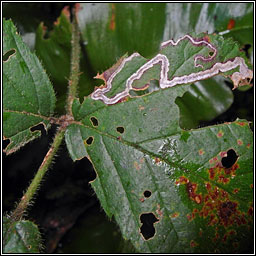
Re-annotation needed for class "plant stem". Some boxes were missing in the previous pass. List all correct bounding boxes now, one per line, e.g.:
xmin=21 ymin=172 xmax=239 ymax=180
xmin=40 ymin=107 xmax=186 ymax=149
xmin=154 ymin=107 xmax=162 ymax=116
xmin=10 ymin=128 xmax=65 ymax=221
xmin=67 ymin=8 xmax=81 ymax=115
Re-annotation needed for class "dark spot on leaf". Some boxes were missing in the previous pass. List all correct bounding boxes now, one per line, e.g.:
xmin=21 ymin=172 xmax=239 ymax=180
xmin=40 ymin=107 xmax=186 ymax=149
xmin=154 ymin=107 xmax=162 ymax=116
xmin=85 ymin=136 xmax=94 ymax=146
xmin=90 ymin=116 xmax=98 ymax=127
xmin=219 ymin=201 xmax=237 ymax=227
xmin=221 ymin=149 xmax=238 ymax=168
xmin=143 ymin=190 xmax=152 ymax=198
xmin=140 ymin=213 xmax=159 ymax=240
xmin=3 ymin=49 xmax=16 ymax=61
xmin=116 ymin=126 xmax=124 ymax=134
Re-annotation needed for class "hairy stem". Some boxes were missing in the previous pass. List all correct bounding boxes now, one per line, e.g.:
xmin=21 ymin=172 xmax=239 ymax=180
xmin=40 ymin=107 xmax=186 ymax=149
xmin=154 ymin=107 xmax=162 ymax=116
xmin=67 ymin=8 xmax=81 ymax=115
xmin=10 ymin=128 xmax=65 ymax=221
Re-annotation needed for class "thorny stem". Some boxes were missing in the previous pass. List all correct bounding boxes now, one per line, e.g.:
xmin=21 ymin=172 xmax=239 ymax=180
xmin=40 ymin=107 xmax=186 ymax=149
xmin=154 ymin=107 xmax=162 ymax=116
xmin=10 ymin=128 xmax=65 ymax=221
xmin=8 ymin=6 xmax=81 ymax=224
xmin=67 ymin=7 xmax=81 ymax=115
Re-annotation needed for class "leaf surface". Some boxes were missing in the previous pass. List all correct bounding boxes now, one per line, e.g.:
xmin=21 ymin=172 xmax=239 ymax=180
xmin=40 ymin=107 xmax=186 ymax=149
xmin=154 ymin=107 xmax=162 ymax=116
xmin=65 ymin=33 xmax=253 ymax=253
xmin=3 ymin=19 xmax=56 ymax=154
xmin=3 ymin=217 xmax=42 ymax=253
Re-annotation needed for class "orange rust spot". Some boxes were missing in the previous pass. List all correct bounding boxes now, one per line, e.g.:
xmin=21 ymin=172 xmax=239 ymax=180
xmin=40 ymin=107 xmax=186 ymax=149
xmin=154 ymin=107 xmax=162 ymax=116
xmin=171 ymin=212 xmax=179 ymax=218
xmin=208 ymin=214 xmax=218 ymax=226
xmin=237 ymin=139 xmax=243 ymax=145
xmin=219 ymin=201 xmax=238 ymax=227
xmin=205 ymin=182 xmax=211 ymax=191
xmin=236 ymin=121 xmax=247 ymax=126
xmin=227 ymin=19 xmax=235 ymax=30
xmin=246 ymin=143 xmax=251 ymax=148
xmin=250 ymin=184 xmax=253 ymax=189
xmin=133 ymin=161 xmax=141 ymax=170
xmin=217 ymin=130 xmax=224 ymax=138
xmin=195 ymin=196 xmax=201 ymax=204
xmin=156 ymin=204 xmax=163 ymax=218
xmin=219 ymin=151 xmax=227 ymax=158
xmin=198 ymin=149 xmax=204 ymax=155
xmin=109 ymin=3 xmax=116 ymax=31
xmin=248 ymin=206 xmax=253 ymax=216
xmin=203 ymin=35 xmax=210 ymax=42
xmin=154 ymin=157 xmax=161 ymax=164
xmin=190 ymin=240 xmax=198 ymax=248
xmin=176 ymin=176 xmax=189 ymax=185
xmin=187 ymin=213 xmax=193 ymax=221
xmin=208 ymin=167 xmax=216 ymax=179
xmin=218 ymin=175 xmax=230 ymax=184
xmin=139 ymin=105 xmax=145 ymax=111
xmin=186 ymin=182 xmax=202 ymax=204
xmin=233 ymin=188 xmax=239 ymax=194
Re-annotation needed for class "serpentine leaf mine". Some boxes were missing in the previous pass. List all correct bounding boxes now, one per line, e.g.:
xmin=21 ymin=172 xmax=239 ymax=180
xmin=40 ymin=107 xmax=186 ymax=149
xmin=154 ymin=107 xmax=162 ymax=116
xmin=91 ymin=34 xmax=253 ymax=105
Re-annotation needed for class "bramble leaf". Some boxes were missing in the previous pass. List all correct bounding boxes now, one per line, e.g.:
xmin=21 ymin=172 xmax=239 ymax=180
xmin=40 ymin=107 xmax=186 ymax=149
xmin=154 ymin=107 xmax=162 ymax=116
xmin=3 ymin=217 xmax=42 ymax=253
xmin=65 ymin=33 xmax=253 ymax=253
xmin=3 ymin=19 xmax=56 ymax=154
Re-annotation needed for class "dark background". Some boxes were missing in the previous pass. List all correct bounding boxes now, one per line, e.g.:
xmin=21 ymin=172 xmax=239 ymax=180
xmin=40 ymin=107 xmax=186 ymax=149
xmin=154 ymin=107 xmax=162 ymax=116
xmin=2 ymin=3 xmax=253 ymax=253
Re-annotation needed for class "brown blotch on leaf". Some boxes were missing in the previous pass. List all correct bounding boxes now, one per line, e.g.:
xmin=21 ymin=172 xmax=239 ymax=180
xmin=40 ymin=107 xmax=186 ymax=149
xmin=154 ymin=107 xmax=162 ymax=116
xmin=190 ymin=240 xmax=198 ymax=248
xmin=176 ymin=176 xmax=189 ymax=185
xmin=219 ymin=201 xmax=238 ymax=227
xmin=186 ymin=182 xmax=202 ymax=204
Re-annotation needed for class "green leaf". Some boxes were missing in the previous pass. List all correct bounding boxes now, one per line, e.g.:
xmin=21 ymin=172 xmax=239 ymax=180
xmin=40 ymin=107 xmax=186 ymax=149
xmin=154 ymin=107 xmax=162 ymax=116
xmin=3 ymin=217 xmax=42 ymax=253
xmin=3 ymin=19 xmax=56 ymax=154
xmin=65 ymin=33 xmax=253 ymax=253
xmin=176 ymin=77 xmax=234 ymax=129
xmin=77 ymin=3 xmax=166 ymax=71
xmin=164 ymin=3 xmax=253 ymax=46
xmin=77 ymin=3 xmax=253 ymax=127
xmin=34 ymin=7 xmax=94 ymax=115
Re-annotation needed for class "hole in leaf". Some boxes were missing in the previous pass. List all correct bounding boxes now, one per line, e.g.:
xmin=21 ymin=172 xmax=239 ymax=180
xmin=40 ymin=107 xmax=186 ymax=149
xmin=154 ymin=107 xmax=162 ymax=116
xmin=90 ymin=116 xmax=98 ymax=127
xmin=3 ymin=139 xmax=10 ymax=150
xmin=116 ymin=126 xmax=124 ymax=134
xmin=85 ymin=136 xmax=94 ymax=146
xmin=140 ymin=213 xmax=159 ymax=240
xmin=143 ymin=190 xmax=152 ymax=198
xmin=209 ymin=51 xmax=214 ymax=56
xmin=74 ymin=157 xmax=97 ymax=182
xmin=30 ymin=123 xmax=45 ymax=133
xmin=221 ymin=149 xmax=238 ymax=168
xmin=3 ymin=49 xmax=16 ymax=61
xmin=242 ymin=44 xmax=251 ymax=58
